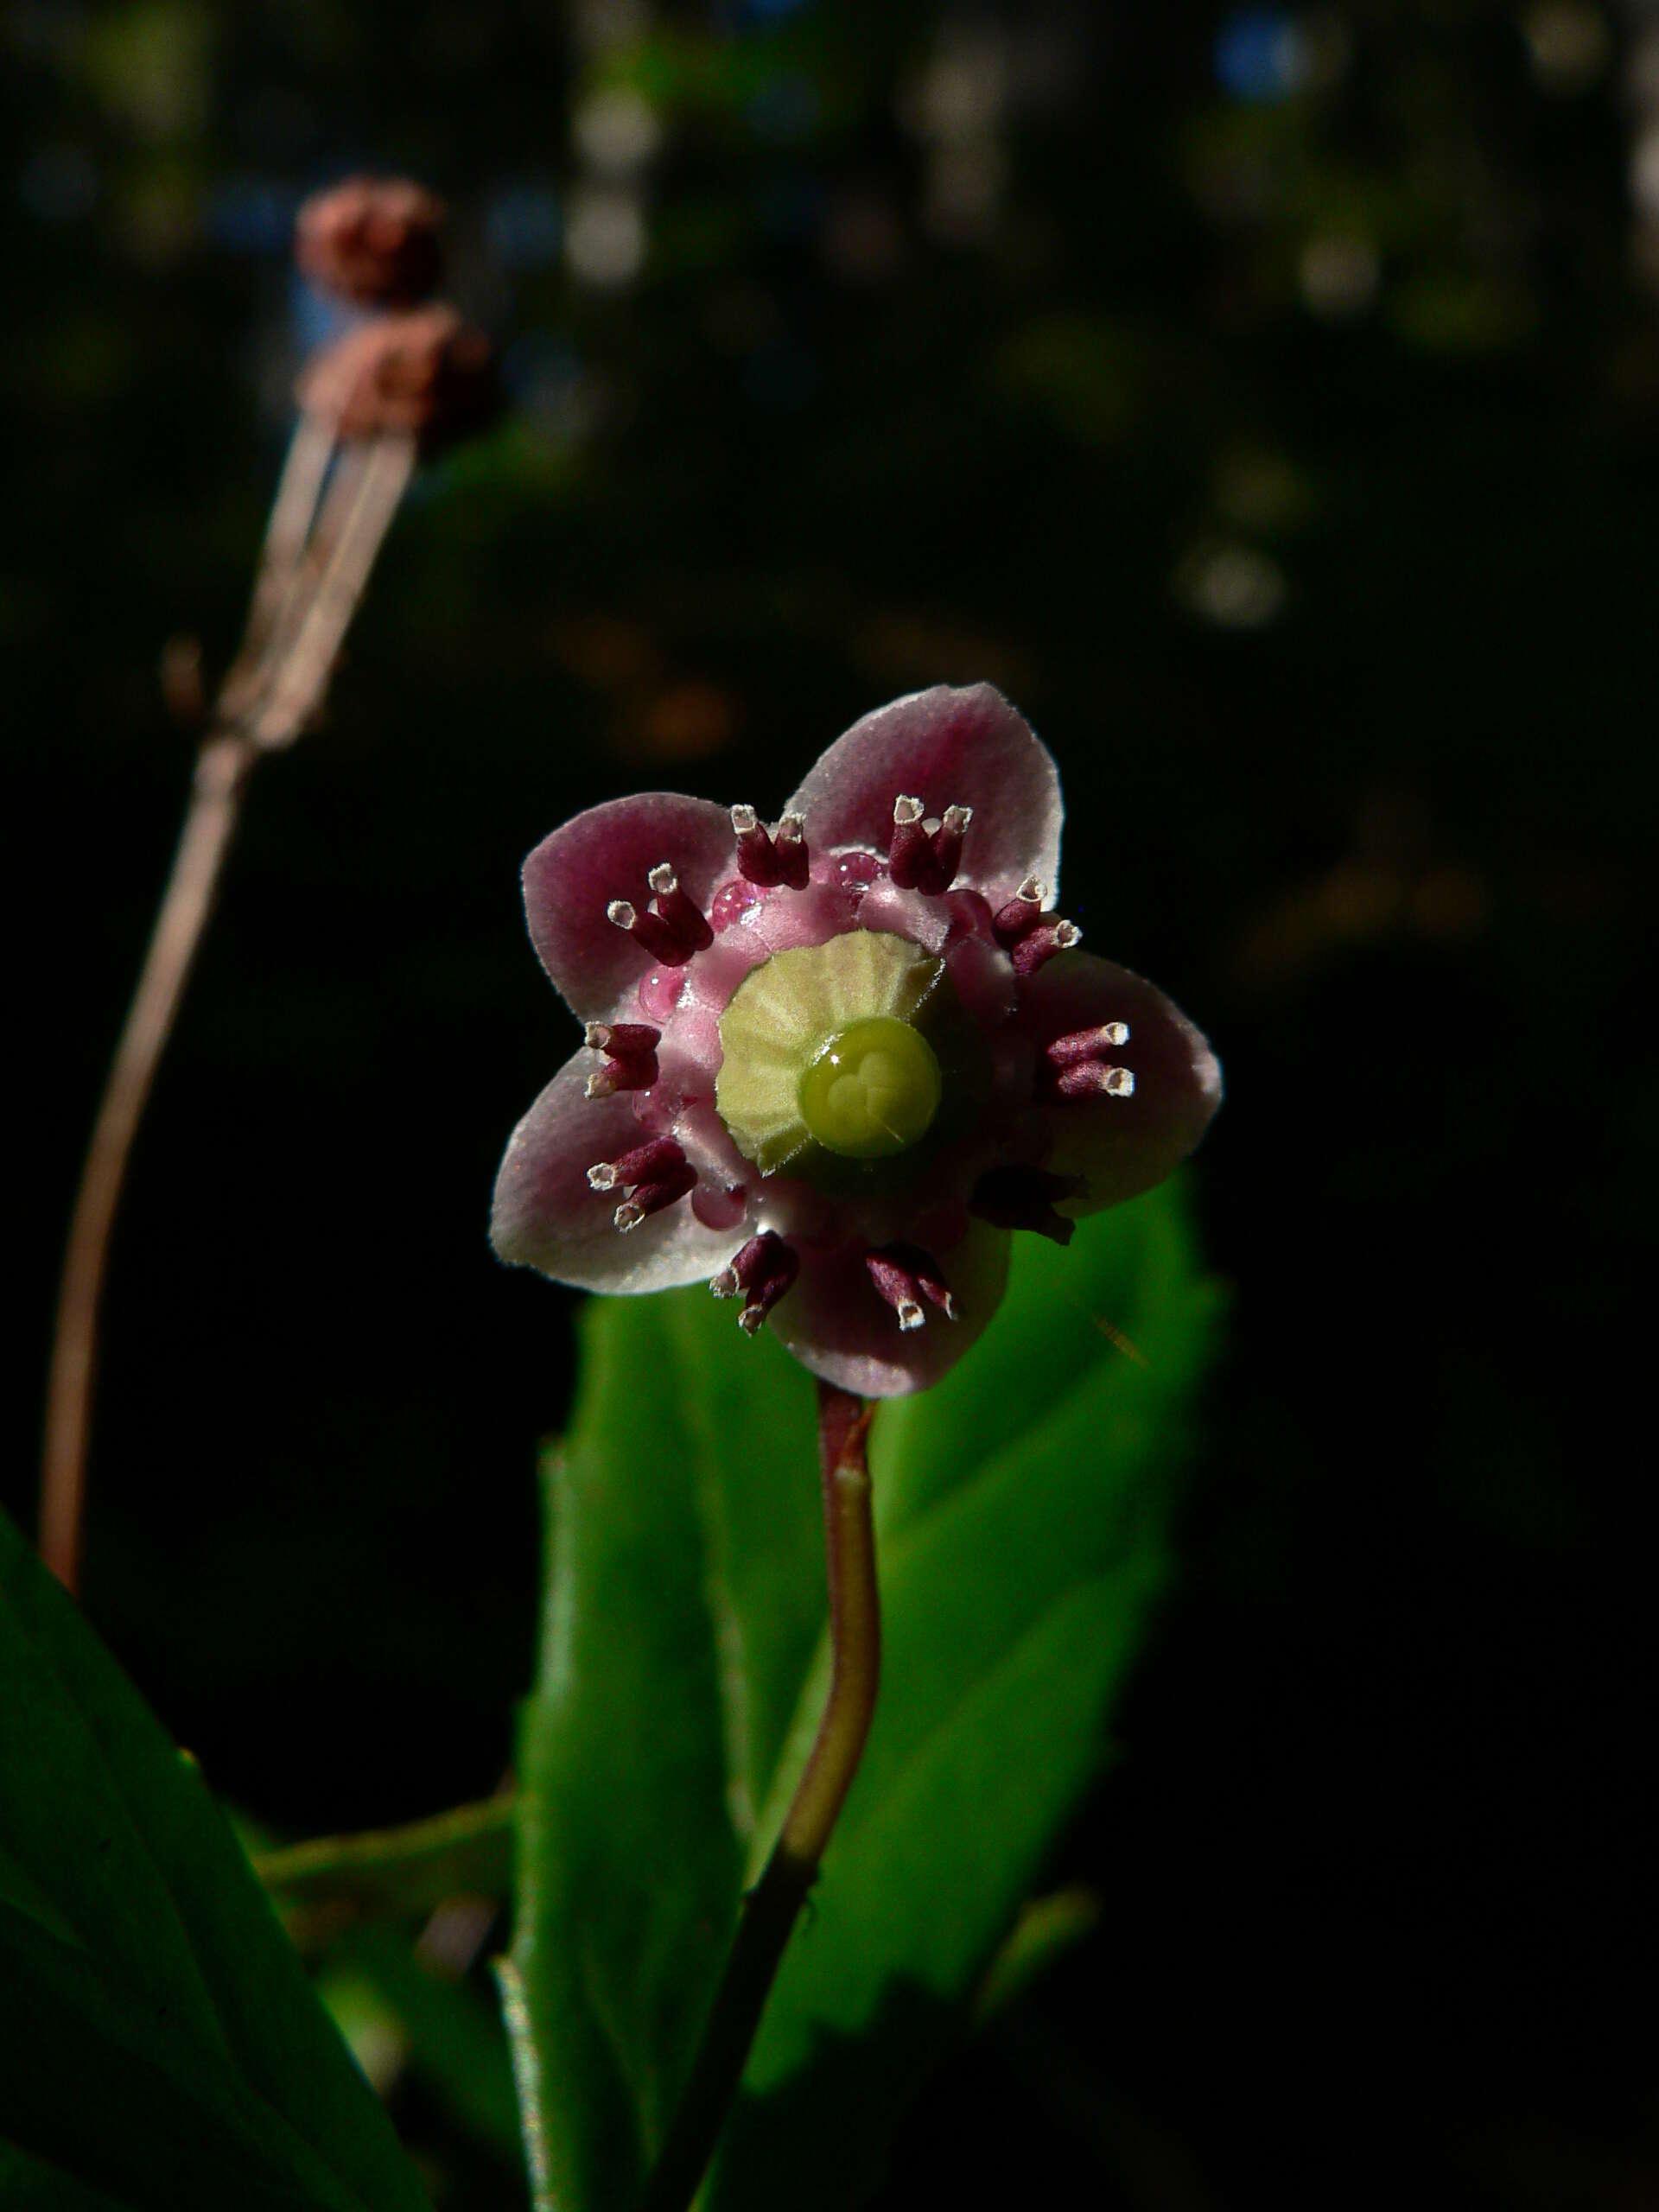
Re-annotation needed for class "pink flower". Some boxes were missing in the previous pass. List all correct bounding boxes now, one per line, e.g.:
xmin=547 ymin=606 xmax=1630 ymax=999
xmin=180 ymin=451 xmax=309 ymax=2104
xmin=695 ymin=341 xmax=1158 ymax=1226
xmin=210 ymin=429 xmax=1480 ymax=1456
xmin=491 ymin=685 xmax=1221 ymax=1397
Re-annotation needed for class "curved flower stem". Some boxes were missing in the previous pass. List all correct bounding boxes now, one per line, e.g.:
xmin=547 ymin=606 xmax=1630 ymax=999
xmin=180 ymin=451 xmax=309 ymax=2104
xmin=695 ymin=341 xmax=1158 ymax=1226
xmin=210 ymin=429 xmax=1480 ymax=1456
xmin=39 ymin=729 xmax=257 ymax=1591
xmin=640 ymin=1382 xmax=880 ymax=2212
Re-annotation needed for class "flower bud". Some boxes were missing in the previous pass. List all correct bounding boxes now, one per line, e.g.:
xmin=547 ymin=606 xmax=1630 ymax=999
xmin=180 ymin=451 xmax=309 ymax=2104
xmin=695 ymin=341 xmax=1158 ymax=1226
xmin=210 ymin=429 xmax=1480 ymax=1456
xmin=295 ymin=176 xmax=445 ymax=306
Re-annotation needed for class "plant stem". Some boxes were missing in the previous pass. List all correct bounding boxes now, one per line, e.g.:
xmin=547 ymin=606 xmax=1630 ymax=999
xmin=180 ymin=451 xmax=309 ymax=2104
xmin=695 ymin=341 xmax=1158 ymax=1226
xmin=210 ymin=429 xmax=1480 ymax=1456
xmin=40 ymin=729 xmax=257 ymax=1592
xmin=640 ymin=1382 xmax=880 ymax=2212
xmin=37 ymin=428 xmax=414 ymax=1592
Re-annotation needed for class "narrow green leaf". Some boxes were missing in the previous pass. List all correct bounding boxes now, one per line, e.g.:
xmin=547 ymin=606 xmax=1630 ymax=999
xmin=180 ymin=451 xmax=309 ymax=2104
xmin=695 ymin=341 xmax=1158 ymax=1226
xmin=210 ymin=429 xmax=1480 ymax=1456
xmin=256 ymin=1796 xmax=514 ymax=1921
xmin=0 ymin=1508 xmax=429 ymax=2212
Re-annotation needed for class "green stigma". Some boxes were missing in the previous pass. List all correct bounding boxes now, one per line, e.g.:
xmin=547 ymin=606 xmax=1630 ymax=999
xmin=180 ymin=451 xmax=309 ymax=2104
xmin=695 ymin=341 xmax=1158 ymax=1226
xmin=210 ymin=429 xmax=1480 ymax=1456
xmin=715 ymin=930 xmax=949 ymax=1175
xmin=798 ymin=1017 xmax=942 ymax=1159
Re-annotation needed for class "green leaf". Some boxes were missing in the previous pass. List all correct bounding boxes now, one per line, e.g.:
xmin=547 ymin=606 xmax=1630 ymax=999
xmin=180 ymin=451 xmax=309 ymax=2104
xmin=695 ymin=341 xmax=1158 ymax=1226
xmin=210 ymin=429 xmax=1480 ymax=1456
xmin=510 ymin=1181 xmax=1220 ymax=2212
xmin=0 ymin=1508 xmax=430 ymax=2212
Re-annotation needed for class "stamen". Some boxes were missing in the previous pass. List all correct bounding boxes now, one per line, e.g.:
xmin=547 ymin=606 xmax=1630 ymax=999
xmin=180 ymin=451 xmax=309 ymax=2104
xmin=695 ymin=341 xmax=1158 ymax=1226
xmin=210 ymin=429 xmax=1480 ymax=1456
xmin=588 ymin=1137 xmax=686 ymax=1195
xmin=733 ymin=803 xmax=784 ymax=887
xmin=925 ymin=802 xmax=972 ymax=892
xmin=867 ymin=1244 xmax=957 ymax=1331
xmin=648 ymin=861 xmax=715 ymax=952
xmin=607 ymin=897 xmax=690 ymax=967
xmin=733 ymin=807 xmax=810 ymax=891
xmin=709 ymin=1230 xmax=799 ymax=1333
xmin=613 ymin=1159 xmax=697 ymax=1231
xmin=1009 ymin=918 xmax=1082 ymax=976
xmin=773 ymin=811 xmax=810 ymax=889
xmin=887 ymin=794 xmax=931 ymax=889
xmin=992 ymin=877 xmax=1047 ymax=948
xmin=1044 ymin=1020 xmax=1131 ymax=1068
xmin=1054 ymin=1061 xmax=1135 ymax=1099
xmin=583 ymin=1019 xmax=658 ymax=1096
xmin=584 ymin=1021 xmax=661 ymax=1057
xmin=969 ymin=1165 xmax=1084 ymax=1246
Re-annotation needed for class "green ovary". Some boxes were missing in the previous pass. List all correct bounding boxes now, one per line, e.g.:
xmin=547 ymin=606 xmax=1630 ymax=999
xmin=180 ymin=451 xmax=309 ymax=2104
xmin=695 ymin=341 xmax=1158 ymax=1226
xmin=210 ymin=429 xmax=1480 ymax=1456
xmin=798 ymin=1017 xmax=942 ymax=1159
xmin=715 ymin=930 xmax=948 ymax=1174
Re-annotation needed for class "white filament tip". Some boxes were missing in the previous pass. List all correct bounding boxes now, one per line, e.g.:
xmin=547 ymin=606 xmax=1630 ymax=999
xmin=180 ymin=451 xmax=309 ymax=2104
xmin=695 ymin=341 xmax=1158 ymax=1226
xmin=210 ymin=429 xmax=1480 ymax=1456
xmin=709 ymin=1268 xmax=739 ymax=1299
xmin=586 ymin=1162 xmax=620 ymax=1191
xmin=737 ymin=1306 xmax=766 ymax=1336
xmin=1100 ymin=1065 xmax=1135 ymax=1097
xmin=613 ymin=1199 xmax=645 ymax=1232
xmin=776 ymin=812 xmax=804 ymax=840
xmin=583 ymin=1021 xmax=612 ymax=1051
xmin=607 ymin=899 xmax=636 ymax=930
xmin=730 ymin=804 xmax=758 ymax=835
xmin=1015 ymin=875 xmax=1045 ymax=905
xmin=942 ymin=804 xmax=973 ymax=832
xmin=896 ymin=1299 xmax=925 ymax=1332
xmin=940 ymin=1292 xmax=959 ymax=1320
xmin=1102 ymin=1020 xmax=1129 ymax=1046
xmin=647 ymin=863 xmax=678 ymax=895
xmin=1055 ymin=919 xmax=1082 ymax=948
xmin=584 ymin=1071 xmax=615 ymax=1099
xmin=893 ymin=794 xmax=925 ymax=825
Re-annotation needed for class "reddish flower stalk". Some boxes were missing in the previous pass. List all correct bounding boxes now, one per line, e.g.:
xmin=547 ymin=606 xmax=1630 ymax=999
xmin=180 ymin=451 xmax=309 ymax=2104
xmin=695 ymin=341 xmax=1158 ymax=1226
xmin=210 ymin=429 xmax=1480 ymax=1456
xmin=640 ymin=1382 xmax=880 ymax=2212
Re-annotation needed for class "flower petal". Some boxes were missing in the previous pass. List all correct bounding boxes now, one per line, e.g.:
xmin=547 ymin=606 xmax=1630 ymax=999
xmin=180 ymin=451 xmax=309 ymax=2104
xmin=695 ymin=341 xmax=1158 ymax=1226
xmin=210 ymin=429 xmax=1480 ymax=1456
xmin=1019 ymin=950 xmax=1222 ymax=1213
xmin=491 ymin=1054 xmax=740 ymax=1294
xmin=522 ymin=793 xmax=737 ymax=1019
xmin=785 ymin=684 xmax=1062 ymax=903
xmin=768 ymin=1217 xmax=1011 ymax=1398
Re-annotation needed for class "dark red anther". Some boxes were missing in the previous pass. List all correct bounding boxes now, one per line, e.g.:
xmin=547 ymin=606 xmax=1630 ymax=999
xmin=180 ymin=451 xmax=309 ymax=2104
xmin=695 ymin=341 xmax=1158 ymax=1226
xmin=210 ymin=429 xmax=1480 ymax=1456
xmin=991 ymin=875 xmax=1046 ymax=949
xmin=732 ymin=805 xmax=785 ymax=887
xmin=921 ymin=805 xmax=972 ymax=893
xmin=647 ymin=866 xmax=715 ymax=952
xmin=887 ymin=796 xmax=930 ymax=890
xmin=588 ymin=1022 xmax=661 ymax=1058
xmin=1044 ymin=1021 xmax=1129 ymax=1068
xmin=607 ymin=899 xmax=693 ymax=968
xmin=866 ymin=1243 xmax=957 ymax=1331
xmin=583 ymin=1020 xmax=659 ymax=1096
xmin=1052 ymin=1059 xmax=1135 ymax=1100
xmin=603 ymin=1137 xmax=686 ymax=1190
xmin=969 ymin=1166 xmax=1084 ymax=1246
xmin=1039 ymin=1019 xmax=1134 ymax=1101
xmin=773 ymin=812 xmax=810 ymax=889
xmin=1009 ymin=918 xmax=1083 ymax=977
xmin=711 ymin=1230 xmax=799 ymax=1333
xmin=613 ymin=1159 xmax=698 ymax=1231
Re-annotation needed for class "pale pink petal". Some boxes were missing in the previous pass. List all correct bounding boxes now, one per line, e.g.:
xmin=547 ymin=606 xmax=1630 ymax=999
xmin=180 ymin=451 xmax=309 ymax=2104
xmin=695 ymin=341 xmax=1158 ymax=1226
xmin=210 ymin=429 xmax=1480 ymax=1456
xmin=491 ymin=1054 xmax=741 ymax=1294
xmin=768 ymin=1217 xmax=1011 ymax=1398
xmin=1018 ymin=951 xmax=1222 ymax=1213
xmin=784 ymin=685 xmax=1062 ymax=904
xmin=522 ymin=793 xmax=737 ymax=1019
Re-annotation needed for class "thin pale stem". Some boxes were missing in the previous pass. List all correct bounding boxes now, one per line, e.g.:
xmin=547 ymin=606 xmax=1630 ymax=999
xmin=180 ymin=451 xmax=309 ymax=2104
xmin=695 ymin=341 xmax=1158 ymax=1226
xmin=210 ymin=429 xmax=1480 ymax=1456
xmin=40 ymin=731 xmax=256 ymax=1590
xmin=248 ymin=433 xmax=415 ymax=749
xmin=38 ymin=426 xmax=415 ymax=1592
xmin=226 ymin=410 xmax=337 ymax=690
xmin=639 ymin=1382 xmax=880 ymax=2212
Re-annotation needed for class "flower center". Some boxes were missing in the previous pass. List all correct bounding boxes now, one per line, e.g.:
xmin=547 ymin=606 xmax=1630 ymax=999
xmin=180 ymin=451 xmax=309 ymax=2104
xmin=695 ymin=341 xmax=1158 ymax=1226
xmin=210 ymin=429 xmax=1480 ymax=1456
xmin=715 ymin=928 xmax=947 ymax=1175
xmin=798 ymin=1017 xmax=942 ymax=1159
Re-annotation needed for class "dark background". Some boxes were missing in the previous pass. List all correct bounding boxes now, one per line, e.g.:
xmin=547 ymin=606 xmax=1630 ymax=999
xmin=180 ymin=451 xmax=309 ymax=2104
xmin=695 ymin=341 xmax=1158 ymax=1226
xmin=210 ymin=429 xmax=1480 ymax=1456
xmin=7 ymin=1 xmax=1656 ymax=2204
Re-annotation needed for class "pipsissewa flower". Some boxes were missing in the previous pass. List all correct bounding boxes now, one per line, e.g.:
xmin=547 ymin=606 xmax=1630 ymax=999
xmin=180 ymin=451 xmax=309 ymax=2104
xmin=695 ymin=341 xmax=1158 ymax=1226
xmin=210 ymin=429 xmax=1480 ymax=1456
xmin=491 ymin=685 xmax=1220 ymax=1396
